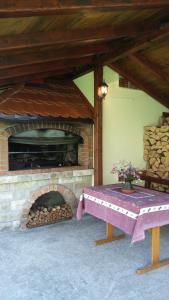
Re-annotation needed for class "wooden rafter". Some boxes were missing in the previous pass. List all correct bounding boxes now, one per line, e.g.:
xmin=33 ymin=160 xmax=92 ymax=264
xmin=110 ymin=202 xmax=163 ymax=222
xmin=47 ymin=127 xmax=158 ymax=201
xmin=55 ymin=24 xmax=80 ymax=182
xmin=0 ymin=0 xmax=168 ymax=104
xmin=102 ymin=24 xmax=169 ymax=64
xmin=70 ymin=25 xmax=169 ymax=83
xmin=108 ymin=62 xmax=169 ymax=108
xmin=1 ymin=24 xmax=167 ymax=79
xmin=131 ymin=53 xmax=169 ymax=84
xmin=0 ymin=24 xmax=161 ymax=54
xmin=0 ymin=68 xmax=77 ymax=86
xmin=0 ymin=42 xmax=118 ymax=70
xmin=70 ymin=65 xmax=94 ymax=80
xmin=0 ymin=1 xmax=168 ymax=17
xmin=0 ymin=57 xmax=92 ymax=81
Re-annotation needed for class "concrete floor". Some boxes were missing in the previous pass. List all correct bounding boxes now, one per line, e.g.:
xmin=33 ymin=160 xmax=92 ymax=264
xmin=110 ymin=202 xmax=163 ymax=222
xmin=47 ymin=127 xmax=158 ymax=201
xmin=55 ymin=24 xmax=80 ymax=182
xmin=0 ymin=216 xmax=169 ymax=300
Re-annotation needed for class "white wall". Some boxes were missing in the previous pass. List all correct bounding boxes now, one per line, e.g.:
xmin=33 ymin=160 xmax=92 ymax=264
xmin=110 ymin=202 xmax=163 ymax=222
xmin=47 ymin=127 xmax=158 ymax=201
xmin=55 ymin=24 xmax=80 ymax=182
xmin=74 ymin=66 xmax=168 ymax=184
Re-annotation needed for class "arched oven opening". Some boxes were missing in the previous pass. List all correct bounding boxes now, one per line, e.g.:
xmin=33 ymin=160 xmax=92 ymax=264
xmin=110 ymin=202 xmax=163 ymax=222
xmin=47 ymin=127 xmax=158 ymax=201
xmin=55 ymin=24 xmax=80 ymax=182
xmin=27 ymin=191 xmax=73 ymax=228
xmin=9 ymin=129 xmax=83 ymax=170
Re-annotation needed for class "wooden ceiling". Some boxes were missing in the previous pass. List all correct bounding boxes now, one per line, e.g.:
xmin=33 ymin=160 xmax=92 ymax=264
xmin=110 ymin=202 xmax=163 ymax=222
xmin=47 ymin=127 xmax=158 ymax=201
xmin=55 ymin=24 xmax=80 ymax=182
xmin=0 ymin=1 xmax=169 ymax=107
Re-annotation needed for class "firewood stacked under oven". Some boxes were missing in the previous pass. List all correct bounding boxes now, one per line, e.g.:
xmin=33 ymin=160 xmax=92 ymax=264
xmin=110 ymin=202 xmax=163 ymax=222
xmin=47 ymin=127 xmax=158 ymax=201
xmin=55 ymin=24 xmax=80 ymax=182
xmin=27 ymin=203 xmax=72 ymax=228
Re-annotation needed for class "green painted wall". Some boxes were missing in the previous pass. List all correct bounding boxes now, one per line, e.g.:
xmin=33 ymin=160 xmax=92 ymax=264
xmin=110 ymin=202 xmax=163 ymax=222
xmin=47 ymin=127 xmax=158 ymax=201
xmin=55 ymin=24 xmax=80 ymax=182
xmin=74 ymin=66 xmax=168 ymax=184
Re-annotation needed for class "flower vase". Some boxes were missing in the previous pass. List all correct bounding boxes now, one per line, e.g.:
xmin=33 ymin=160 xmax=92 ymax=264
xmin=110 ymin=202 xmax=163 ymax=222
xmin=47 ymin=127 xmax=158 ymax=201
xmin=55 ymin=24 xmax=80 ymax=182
xmin=121 ymin=180 xmax=136 ymax=194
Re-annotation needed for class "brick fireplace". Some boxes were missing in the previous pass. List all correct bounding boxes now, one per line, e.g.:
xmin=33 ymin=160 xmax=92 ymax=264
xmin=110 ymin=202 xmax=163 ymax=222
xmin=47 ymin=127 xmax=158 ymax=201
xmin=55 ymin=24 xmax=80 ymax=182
xmin=0 ymin=119 xmax=93 ymax=230
xmin=0 ymin=81 xmax=94 ymax=230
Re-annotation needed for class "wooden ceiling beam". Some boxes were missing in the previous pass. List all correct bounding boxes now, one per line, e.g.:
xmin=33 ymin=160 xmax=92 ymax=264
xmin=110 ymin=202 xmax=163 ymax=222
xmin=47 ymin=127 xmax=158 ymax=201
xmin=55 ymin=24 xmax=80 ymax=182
xmin=70 ymin=65 xmax=94 ymax=80
xmin=41 ymin=24 xmax=169 ymax=81
xmin=0 ymin=1 xmax=168 ymax=17
xmin=0 ymin=42 xmax=117 ymax=70
xmin=108 ymin=62 xmax=169 ymax=108
xmin=0 ymin=24 xmax=163 ymax=54
xmin=48 ymin=63 xmax=94 ymax=81
xmin=0 ymin=57 xmax=92 ymax=83
xmin=0 ymin=66 xmax=79 ymax=86
xmin=131 ymin=53 xmax=169 ymax=84
xmin=2 ymin=21 xmax=165 ymax=74
xmin=23 ymin=26 xmax=169 ymax=83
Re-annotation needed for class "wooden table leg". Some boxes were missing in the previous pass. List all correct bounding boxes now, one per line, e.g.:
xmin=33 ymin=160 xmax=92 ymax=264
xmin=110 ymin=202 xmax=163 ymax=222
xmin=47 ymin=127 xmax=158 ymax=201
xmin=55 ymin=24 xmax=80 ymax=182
xmin=95 ymin=223 xmax=125 ymax=246
xmin=137 ymin=226 xmax=169 ymax=274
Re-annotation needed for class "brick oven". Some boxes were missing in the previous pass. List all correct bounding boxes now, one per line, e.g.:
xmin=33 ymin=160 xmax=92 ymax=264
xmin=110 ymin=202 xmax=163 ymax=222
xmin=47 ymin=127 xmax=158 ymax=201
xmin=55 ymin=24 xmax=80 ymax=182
xmin=0 ymin=82 xmax=94 ymax=229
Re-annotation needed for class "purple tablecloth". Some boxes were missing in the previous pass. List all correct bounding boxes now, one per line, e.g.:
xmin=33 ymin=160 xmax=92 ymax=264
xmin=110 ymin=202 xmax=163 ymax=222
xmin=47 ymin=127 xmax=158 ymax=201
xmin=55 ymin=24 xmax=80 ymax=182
xmin=76 ymin=184 xmax=169 ymax=243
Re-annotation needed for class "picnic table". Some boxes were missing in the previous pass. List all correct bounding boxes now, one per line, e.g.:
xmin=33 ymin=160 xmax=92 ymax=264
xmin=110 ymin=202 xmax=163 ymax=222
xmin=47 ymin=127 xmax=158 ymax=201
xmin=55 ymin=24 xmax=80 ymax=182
xmin=77 ymin=184 xmax=169 ymax=274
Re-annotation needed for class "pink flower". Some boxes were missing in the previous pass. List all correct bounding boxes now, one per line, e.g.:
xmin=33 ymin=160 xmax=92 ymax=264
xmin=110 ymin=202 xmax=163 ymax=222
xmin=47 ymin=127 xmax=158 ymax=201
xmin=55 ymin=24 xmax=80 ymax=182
xmin=111 ymin=161 xmax=140 ymax=182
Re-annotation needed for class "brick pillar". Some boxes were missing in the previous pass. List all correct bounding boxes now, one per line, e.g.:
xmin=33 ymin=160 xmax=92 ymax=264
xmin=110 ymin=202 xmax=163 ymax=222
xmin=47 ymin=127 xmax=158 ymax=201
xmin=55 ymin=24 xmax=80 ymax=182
xmin=0 ymin=136 xmax=8 ymax=171
xmin=78 ymin=128 xmax=90 ymax=168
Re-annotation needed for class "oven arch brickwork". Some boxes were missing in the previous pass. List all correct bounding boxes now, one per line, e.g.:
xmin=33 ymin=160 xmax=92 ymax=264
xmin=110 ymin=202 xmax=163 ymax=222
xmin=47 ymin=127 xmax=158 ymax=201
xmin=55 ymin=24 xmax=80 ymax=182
xmin=0 ymin=120 xmax=93 ymax=172
xmin=21 ymin=184 xmax=77 ymax=229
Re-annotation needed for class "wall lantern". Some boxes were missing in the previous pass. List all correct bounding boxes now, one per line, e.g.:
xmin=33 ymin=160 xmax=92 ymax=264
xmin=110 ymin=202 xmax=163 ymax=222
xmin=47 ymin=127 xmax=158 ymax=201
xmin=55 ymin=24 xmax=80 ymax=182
xmin=97 ymin=80 xmax=108 ymax=100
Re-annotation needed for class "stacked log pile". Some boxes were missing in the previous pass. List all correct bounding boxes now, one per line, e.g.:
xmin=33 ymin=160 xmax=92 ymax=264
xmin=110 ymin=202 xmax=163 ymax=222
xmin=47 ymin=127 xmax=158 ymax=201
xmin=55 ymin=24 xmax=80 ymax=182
xmin=27 ymin=203 xmax=72 ymax=228
xmin=144 ymin=125 xmax=169 ymax=192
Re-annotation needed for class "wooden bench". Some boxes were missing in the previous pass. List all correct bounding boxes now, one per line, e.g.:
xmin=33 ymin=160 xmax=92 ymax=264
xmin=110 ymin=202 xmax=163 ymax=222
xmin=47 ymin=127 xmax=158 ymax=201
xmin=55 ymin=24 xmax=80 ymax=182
xmin=139 ymin=171 xmax=169 ymax=190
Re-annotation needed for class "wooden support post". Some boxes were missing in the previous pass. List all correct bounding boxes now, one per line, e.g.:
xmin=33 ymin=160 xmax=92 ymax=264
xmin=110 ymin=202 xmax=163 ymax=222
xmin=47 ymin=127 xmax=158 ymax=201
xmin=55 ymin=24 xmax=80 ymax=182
xmin=95 ymin=223 xmax=125 ymax=246
xmin=94 ymin=66 xmax=103 ymax=186
xmin=152 ymin=227 xmax=160 ymax=264
xmin=106 ymin=223 xmax=113 ymax=240
xmin=137 ymin=227 xmax=169 ymax=274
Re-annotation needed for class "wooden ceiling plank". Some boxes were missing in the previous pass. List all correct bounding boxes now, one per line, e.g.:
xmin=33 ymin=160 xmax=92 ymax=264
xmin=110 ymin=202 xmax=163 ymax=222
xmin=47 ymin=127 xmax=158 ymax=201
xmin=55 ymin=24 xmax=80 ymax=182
xmin=108 ymin=62 xmax=169 ymax=108
xmin=0 ymin=24 xmax=164 ymax=54
xmin=0 ymin=1 xmax=168 ymax=17
xmin=131 ymin=53 xmax=169 ymax=84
